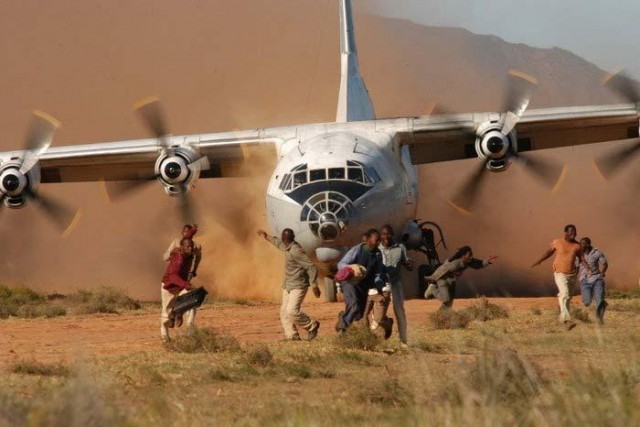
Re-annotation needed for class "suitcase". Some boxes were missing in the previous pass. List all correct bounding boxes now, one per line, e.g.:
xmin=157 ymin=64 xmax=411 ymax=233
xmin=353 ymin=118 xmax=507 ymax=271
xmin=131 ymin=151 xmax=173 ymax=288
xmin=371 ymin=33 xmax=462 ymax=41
xmin=173 ymin=287 xmax=208 ymax=315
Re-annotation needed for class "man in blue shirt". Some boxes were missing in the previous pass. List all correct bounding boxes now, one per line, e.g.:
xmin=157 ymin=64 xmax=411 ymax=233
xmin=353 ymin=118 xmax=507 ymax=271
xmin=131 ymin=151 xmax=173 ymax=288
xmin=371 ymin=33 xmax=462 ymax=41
xmin=578 ymin=237 xmax=608 ymax=324
xmin=335 ymin=228 xmax=386 ymax=332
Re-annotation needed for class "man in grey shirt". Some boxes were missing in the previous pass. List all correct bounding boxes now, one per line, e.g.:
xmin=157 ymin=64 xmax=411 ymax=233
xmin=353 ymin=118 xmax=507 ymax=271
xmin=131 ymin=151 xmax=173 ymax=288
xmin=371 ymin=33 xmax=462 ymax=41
xmin=377 ymin=224 xmax=414 ymax=346
xmin=578 ymin=237 xmax=608 ymax=324
xmin=258 ymin=228 xmax=321 ymax=340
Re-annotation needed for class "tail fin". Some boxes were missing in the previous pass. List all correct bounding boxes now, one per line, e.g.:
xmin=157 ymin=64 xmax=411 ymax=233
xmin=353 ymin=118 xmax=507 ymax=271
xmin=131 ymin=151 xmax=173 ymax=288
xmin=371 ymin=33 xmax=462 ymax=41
xmin=336 ymin=0 xmax=376 ymax=123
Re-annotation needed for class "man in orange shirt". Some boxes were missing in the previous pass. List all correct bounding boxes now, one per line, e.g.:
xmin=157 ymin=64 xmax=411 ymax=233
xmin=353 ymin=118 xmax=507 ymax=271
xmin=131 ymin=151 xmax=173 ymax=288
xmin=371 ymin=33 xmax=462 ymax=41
xmin=531 ymin=224 xmax=584 ymax=329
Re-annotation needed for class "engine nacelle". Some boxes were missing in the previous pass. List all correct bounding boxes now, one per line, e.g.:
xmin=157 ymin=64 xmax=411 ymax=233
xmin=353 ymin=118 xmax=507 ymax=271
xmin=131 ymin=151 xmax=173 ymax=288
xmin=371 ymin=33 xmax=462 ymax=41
xmin=154 ymin=148 xmax=201 ymax=196
xmin=0 ymin=161 xmax=40 ymax=209
xmin=474 ymin=122 xmax=518 ymax=172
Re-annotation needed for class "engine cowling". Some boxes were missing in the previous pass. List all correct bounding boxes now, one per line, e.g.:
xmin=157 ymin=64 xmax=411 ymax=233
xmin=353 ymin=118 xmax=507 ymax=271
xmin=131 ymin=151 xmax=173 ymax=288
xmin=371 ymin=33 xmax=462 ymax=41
xmin=474 ymin=122 xmax=518 ymax=172
xmin=0 ymin=161 xmax=40 ymax=209
xmin=154 ymin=148 xmax=202 ymax=196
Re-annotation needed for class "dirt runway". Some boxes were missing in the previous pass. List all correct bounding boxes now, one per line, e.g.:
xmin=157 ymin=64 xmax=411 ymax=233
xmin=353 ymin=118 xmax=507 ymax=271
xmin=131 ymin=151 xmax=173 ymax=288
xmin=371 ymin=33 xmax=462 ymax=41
xmin=0 ymin=297 xmax=559 ymax=367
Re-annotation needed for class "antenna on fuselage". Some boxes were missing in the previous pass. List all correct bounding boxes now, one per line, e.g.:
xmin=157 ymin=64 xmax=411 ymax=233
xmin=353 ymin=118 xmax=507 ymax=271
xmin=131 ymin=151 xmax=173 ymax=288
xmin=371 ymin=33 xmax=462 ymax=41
xmin=336 ymin=0 xmax=376 ymax=123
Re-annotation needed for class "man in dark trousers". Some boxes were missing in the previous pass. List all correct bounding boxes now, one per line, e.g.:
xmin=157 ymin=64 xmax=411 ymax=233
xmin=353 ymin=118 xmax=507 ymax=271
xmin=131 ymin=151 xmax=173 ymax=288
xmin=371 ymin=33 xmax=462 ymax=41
xmin=258 ymin=228 xmax=321 ymax=341
xmin=335 ymin=228 xmax=386 ymax=332
xmin=160 ymin=237 xmax=195 ymax=341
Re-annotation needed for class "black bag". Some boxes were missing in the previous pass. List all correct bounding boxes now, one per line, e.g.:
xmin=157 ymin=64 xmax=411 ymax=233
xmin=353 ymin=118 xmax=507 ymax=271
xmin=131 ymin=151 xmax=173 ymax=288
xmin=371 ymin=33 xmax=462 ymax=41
xmin=173 ymin=287 xmax=208 ymax=315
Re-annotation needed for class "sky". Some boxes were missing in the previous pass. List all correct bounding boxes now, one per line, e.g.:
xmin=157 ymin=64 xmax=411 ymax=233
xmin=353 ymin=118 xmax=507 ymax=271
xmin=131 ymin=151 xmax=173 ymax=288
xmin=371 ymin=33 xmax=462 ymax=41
xmin=365 ymin=0 xmax=640 ymax=78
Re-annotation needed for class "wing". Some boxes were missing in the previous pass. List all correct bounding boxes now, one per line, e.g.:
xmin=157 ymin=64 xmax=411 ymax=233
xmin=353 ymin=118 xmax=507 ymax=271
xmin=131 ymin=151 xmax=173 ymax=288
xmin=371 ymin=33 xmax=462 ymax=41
xmin=2 ymin=128 xmax=292 ymax=184
xmin=400 ymin=104 xmax=639 ymax=165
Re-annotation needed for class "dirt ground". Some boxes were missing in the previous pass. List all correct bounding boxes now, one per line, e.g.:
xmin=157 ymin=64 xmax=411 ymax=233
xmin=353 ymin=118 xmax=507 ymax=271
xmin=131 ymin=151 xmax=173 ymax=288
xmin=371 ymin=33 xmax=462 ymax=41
xmin=0 ymin=297 xmax=559 ymax=367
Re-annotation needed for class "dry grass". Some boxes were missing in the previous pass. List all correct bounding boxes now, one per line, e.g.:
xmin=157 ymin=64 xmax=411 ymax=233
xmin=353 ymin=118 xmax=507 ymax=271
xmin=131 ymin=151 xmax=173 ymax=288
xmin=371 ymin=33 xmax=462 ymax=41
xmin=571 ymin=307 xmax=592 ymax=323
xmin=0 ymin=285 xmax=140 ymax=319
xmin=429 ymin=298 xmax=509 ymax=330
xmin=334 ymin=322 xmax=380 ymax=351
xmin=10 ymin=360 xmax=70 ymax=377
xmin=68 ymin=287 xmax=141 ymax=314
xmin=164 ymin=327 xmax=241 ymax=353
xmin=4 ymin=296 xmax=640 ymax=426
xmin=429 ymin=309 xmax=472 ymax=329
xmin=461 ymin=297 xmax=509 ymax=321
xmin=0 ymin=285 xmax=66 ymax=319
xmin=246 ymin=344 xmax=273 ymax=367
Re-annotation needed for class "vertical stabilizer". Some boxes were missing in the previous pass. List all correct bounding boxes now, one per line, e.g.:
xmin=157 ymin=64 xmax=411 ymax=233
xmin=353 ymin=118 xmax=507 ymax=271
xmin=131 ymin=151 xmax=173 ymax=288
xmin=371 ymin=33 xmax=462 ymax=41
xmin=336 ymin=0 xmax=376 ymax=122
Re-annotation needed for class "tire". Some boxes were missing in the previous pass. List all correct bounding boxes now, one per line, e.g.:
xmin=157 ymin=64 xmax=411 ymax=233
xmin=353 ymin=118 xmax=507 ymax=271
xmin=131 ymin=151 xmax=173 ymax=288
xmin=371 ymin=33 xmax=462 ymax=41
xmin=324 ymin=277 xmax=337 ymax=302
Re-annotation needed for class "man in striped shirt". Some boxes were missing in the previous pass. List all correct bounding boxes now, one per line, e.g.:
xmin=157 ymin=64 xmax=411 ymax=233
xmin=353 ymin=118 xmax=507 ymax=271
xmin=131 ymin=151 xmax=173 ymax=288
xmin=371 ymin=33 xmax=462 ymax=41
xmin=578 ymin=237 xmax=608 ymax=324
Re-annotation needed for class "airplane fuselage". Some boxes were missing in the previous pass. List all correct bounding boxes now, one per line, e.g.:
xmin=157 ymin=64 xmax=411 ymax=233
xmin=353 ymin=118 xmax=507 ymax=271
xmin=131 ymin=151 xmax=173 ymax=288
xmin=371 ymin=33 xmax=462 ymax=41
xmin=266 ymin=123 xmax=418 ymax=266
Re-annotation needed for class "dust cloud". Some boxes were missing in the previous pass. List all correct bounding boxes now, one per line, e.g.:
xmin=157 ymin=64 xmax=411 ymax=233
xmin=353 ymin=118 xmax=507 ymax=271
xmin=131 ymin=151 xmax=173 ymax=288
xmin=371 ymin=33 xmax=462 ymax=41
xmin=0 ymin=1 xmax=638 ymax=300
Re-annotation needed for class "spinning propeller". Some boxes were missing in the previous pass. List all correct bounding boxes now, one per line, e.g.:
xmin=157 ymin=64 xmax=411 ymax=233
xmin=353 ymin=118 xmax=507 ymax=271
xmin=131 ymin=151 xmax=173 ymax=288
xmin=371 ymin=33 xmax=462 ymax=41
xmin=104 ymin=97 xmax=210 ymax=224
xmin=0 ymin=111 xmax=80 ymax=235
xmin=594 ymin=70 xmax=640 ymax=179
xmin=448 ymin=70 xmax=566 ymax=214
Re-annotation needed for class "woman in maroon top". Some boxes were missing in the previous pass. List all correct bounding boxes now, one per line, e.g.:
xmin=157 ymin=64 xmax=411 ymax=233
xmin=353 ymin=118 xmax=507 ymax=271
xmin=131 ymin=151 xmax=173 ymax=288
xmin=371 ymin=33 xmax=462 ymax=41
xmin=160 ymin=238 xmax=195 ymax=341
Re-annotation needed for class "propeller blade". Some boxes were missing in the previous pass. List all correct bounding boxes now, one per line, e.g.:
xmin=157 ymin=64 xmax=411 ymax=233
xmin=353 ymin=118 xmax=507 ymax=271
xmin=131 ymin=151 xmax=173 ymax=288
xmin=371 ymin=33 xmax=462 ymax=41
xmin=20 ymin=111 xmax=61 ymax=174
xmin=25 ymin=188 xmax=81 ymax=235
xmin=448 ymin=159 xmax=490 ymax=214
xmin=593 ymin=140 xmax=640 ymax=179
xmin=188 ymin=156 xmax=211 ymax=173
xmin=134 ymin=96 xmax=169 ymax=146
xmin=513 ymin=152 xmax=567 ymax=193
xmin=501 ymin=70 xmax=538 ymax=135
xmin=603 ymin=69 xmax=640 ymax=103
xmin=177 ymin=185 xmax=197 ymax=224
xmin=103 ymin=176 xmax=159 ymax=202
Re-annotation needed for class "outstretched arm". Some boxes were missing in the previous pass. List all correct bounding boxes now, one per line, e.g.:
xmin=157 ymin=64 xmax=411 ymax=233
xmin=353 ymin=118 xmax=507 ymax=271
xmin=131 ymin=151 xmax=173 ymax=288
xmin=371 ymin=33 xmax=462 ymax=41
xmin=257 ymin=229 xmax=283 ymax=250
xmin=469 ymin=256 xmax=497 ymax=270
xmin=531 ymin=248 xmax=555 ymax=268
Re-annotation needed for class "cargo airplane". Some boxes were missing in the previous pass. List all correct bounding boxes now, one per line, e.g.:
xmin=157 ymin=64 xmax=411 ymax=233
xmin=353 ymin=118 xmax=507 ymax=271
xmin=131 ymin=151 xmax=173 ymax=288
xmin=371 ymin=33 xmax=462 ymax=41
xmin=1 ymin=0 xmax=638 ymax=299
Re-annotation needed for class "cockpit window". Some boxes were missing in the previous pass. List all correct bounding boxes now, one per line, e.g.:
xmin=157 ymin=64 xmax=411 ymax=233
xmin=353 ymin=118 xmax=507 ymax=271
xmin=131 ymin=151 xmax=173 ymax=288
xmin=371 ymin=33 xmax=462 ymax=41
xmin=279 ymin=173 xmax=292 ymax=191
xmin=364 ymin=167 xmax=380 ymax=184
xmin=293 ymin=171 xmax=307 ymax=188
xmin=329 ymin=168 xmax=345 ymax=179
xmin=310 ymin=169 xmax=326 ymax=182
xmin=347 ymin=167 xmax=363 ymax=183
xmin=280 ymin=161 xmax=379 ymax=192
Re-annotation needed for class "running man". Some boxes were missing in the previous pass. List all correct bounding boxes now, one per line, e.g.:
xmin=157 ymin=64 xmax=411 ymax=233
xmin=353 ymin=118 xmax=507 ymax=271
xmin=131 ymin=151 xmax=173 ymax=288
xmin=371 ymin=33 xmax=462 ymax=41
xmin=424 ymin=246 xmax=497 ymax=310
xmin=578 ymin=237 xmax=608 ymax=324
xmin=160 ymin=238 xmax=195 ymax=341
xmin=258 ymin=228 xmax=321 ymax=341
xmin=376 ymin=224 xmax=414 ymax=345
xmin=164 ymin=224 xmax=202 ymax=278
xmin=531 ymin=224 xmax=585 ymax=328
xmin=335 ymin=228 xmax=386 ymax=332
